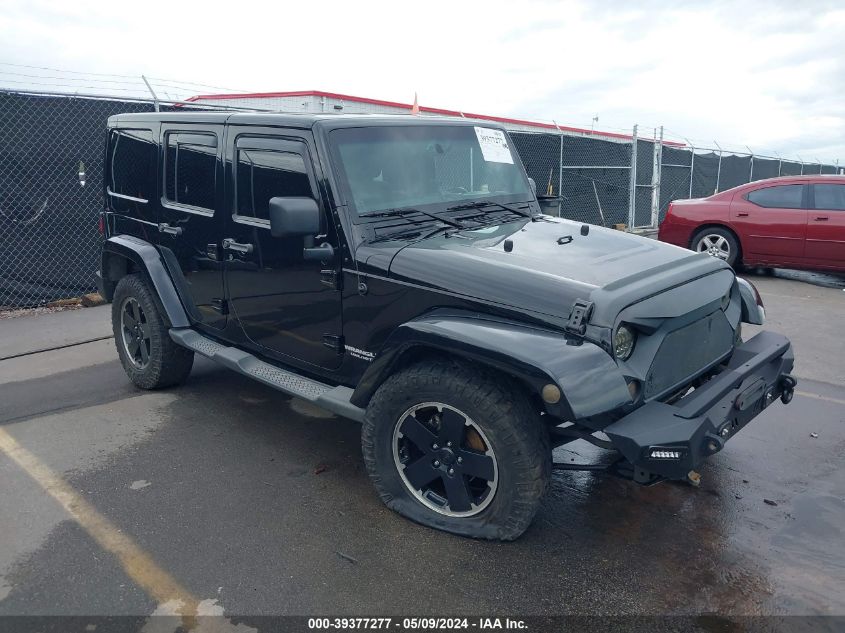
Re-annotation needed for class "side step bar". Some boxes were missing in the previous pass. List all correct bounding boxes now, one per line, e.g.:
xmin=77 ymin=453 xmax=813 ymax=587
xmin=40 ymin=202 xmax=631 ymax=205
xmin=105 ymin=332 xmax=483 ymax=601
xmin=169 ymin=328 xmax=365 ymax=423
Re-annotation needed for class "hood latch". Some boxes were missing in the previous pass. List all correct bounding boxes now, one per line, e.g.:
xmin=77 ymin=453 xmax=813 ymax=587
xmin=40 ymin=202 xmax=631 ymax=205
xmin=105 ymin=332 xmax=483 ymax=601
xmin=565 ymin=299 xmax=593 ymax=335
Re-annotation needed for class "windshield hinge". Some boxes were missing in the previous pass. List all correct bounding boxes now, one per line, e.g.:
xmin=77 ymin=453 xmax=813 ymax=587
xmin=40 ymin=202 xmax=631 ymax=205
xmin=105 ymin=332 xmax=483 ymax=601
xmin=566 ymin=299 xmax=593 ymax=335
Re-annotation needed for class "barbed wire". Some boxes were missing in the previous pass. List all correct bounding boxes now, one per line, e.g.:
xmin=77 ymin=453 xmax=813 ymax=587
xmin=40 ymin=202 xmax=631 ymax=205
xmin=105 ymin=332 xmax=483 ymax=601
xmin=0 ymin=61 xmax=248 ymax=99
xmin=0 ymin=61 xmax=141 ymax=79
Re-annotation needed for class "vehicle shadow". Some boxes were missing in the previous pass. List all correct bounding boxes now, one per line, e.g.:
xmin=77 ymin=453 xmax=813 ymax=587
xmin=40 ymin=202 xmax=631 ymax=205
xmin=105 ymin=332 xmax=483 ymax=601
xmin=740 ymin=266 xmax=845 ymax=290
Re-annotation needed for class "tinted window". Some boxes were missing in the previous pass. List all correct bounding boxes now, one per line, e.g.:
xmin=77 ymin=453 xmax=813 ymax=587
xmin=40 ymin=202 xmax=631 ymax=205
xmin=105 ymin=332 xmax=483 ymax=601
xmin=813 ymin=184 xmax=845 ymax=211
xmin=164 ymin=133 xmax=217 ymax=210
xmin=746 ymin=184 xmax=803 ymax=209
xmin=109 ymin=129 xmax=155 ymax=211
xmin=236 ymin=149 xmax=311 ymax=221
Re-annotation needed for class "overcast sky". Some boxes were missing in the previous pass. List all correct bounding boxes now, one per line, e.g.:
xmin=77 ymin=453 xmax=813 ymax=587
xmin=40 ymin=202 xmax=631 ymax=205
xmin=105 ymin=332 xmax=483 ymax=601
xmin=1 ymin=0 xmax=843 ymax=163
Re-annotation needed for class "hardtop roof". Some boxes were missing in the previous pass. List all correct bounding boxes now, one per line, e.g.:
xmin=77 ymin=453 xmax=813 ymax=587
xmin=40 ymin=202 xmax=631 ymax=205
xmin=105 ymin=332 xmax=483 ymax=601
xmin=107 ymin=111 xmax=501 ymax=131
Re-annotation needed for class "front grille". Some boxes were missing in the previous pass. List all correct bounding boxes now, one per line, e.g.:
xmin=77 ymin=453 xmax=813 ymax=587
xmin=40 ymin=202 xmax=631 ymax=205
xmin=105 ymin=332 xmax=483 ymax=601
xmin=644 ymin=311 xmax=734 ymax=398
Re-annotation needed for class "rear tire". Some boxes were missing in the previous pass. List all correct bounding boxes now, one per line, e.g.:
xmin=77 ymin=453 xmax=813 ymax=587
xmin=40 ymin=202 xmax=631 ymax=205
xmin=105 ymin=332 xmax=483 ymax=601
xmin=112 ymin=274 xmax=194 ymax=389
xmin=362 ymin=359 xmax=550 ymax=541
xmin=691 ymin=226 xmax=741 ymax=268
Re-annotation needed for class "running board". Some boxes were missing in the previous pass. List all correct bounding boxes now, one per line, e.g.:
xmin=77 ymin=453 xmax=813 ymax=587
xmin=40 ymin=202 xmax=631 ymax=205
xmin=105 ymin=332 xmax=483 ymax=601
xmin=169 ymin=328 xmax=365 ymax=423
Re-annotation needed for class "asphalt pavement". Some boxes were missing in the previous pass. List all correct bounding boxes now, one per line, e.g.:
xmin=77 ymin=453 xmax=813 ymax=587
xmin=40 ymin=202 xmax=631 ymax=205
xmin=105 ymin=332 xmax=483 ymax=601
xmin=0 ymin=271 xmax=843 ymax=627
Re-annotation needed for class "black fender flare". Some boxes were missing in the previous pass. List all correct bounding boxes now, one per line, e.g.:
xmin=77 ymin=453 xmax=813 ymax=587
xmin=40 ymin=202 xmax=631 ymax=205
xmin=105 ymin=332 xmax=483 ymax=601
xmin=350 ymin=311 xmax=632 ymax=421
xmin=100 ymin=235 xmax=191 ymax=328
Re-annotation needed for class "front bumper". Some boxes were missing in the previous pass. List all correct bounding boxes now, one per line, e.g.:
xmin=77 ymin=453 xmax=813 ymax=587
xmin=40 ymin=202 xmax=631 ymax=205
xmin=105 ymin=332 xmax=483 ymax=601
xmin=604 ymin=331 xmax=795 ymax=481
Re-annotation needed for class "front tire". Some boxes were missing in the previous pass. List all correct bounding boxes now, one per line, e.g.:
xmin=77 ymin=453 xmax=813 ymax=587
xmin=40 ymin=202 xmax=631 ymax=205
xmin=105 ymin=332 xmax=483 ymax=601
xmin=112 ymin=274 xmax=194 ymax=389
xmin=362 ymin=359 xmax=550 ymax=540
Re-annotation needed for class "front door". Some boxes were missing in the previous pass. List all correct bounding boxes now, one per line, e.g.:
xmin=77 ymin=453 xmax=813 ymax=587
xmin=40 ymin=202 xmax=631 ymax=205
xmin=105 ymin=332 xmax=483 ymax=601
xmin=731 ymin=183 xmax=808 ymax=261
xmin=806 ymin=182 xmax=845 ymax=269
xmin=158 ymin=123 xmax=227 ymax=329
xmin=223 ymin=127 xmax=343 ymax=370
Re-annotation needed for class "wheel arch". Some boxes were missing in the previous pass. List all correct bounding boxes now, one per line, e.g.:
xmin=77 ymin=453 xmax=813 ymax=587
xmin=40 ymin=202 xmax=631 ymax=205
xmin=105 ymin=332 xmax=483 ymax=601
xmin=101 ymin=236 xmax=191 ymax=328
xmin=368 ymin=344 xmax=548 ymax=415
xmin=350 ymin=311 xmax=632 ymax=423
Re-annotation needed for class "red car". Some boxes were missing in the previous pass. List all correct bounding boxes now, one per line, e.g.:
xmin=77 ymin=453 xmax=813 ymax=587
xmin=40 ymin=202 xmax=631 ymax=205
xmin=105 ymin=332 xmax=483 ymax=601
xmin=658 ymin=175 xmax=845 ymax=272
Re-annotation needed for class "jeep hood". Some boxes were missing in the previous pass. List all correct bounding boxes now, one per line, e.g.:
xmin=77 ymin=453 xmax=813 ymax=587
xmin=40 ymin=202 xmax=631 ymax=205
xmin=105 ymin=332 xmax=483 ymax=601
xmin=387 ymin=218 xmax=729 ymax=326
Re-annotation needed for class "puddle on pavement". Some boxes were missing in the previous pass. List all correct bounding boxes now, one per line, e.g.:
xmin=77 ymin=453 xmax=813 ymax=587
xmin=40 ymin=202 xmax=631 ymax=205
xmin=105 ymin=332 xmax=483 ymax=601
xmin=768 ymin=493 xmax=845 ymax=613
xmin=546 ymin=441 xmax=776 ymax=615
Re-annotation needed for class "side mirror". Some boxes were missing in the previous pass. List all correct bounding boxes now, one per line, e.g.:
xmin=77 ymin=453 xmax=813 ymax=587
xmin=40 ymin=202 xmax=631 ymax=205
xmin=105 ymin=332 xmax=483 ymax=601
xmin=268 ymin=197 xmax=321 ymax=238
xmin=527 ymin=177 xmax=537 ymax=197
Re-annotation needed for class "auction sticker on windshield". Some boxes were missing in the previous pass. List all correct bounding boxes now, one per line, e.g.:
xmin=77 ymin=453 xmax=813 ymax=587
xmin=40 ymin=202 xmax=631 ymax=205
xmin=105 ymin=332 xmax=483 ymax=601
xmin=474 ymin=127 xmax=514 ymax=164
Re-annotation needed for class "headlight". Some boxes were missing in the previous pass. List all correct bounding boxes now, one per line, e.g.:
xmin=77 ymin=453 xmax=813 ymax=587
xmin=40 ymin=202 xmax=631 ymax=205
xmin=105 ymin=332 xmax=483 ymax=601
xmin=614 ymin=325 xmax=636 ymax=360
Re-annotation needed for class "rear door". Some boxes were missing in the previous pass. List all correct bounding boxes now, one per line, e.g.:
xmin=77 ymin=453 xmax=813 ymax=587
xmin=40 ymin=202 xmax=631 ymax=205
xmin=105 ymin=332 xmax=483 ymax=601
xmin=806 ymin=182 xmax=845 ymax=269
xmin=731 ymin=183 xmax=808 ymax=262
xmin=223 ymin=126 xmax=343 ymax=370
xmin=106 ymin=126 xmax=159 ymax=242
xmin=158 ymin=124 xmax=227 ymax=330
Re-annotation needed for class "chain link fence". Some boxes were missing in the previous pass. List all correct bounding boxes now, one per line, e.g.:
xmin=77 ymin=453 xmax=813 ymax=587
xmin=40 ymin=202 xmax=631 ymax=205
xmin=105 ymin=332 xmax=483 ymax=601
xmin=514 ymin=127 xmax=842 ymax=231
xmin=511 ymin=131 xmax=635 ymax=227
xmin=0 ymin=89 xmax=256 ymax=309
xmin=657 ymin=144 xmax=840 ymax=221
xmin=0 ymin=88 xmax=842 ymax=308
xmin=0 ymin=92 xmax=159 ymax=308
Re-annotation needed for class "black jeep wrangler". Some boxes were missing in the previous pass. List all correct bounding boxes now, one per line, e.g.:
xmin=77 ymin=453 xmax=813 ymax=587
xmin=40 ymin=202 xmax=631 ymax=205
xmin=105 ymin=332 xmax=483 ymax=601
xmin=98 ymin=112 xmax=795 ymax=540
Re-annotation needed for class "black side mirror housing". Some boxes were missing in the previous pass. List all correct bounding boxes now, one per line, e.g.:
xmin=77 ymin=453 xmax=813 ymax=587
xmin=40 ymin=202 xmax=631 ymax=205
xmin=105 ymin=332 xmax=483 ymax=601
xmin=268 ymin=197 xmax=321 ymax=238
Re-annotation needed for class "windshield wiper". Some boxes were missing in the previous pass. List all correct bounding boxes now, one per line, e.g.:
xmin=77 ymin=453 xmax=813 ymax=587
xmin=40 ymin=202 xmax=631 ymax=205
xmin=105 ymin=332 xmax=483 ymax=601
xmin=364 ymin=207 xmax=464 ymax=244
xmin=367 ymin=207 xmax=464 ymax=228
xmin=367 ymin=223 xmax=454 ymax=244
xmin=445 ymin=200 xmax=535 ymax=219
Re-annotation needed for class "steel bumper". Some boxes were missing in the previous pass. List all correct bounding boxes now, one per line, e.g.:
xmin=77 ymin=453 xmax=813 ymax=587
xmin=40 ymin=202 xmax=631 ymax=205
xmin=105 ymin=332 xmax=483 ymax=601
xmin=604 ymin=331 xmax=795 ymax=480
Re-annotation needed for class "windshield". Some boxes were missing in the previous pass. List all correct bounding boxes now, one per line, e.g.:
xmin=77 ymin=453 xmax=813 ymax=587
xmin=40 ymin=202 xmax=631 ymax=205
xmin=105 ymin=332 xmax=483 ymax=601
xmin=329 ymin=124 xmax=532 ymax=216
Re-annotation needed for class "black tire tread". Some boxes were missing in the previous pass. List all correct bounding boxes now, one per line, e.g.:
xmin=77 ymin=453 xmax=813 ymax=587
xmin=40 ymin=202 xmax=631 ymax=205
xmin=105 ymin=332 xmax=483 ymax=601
xmin=112 ymin=273 xmax=194 ymax=390
xmin=362 ymin=358 xmax=550 ymax=541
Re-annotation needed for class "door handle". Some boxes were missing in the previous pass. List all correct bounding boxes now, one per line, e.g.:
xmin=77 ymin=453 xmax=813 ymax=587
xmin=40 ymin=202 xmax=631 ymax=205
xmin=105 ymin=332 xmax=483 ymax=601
xmin=737 ymin=213 xmax=749 ymax=217
xmin=814 ymin=216 xmax=829 ymax=221
xmin=158 ymin=223 xmax=183 ymax=236
xmin=222 ymin=238 xmax=254 ymax=254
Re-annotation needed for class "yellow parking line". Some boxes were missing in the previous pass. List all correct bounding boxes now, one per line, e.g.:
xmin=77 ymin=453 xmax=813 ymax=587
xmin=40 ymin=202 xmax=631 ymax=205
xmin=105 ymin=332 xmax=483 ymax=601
xmin=0 ymin=427 xmax=200 ymax=622
xmin=795 ymin=391 xmax=845 ymax=407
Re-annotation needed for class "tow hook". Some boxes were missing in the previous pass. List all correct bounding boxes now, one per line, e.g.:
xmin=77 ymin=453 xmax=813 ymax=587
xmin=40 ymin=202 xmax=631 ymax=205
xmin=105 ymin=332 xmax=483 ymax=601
xmin=780 ymin=374 xmax=797 ymax=404
xmin=687 ymin=470 xmax=701 ymax=487
xmin=703 ymin=432 xmax=724 ymax=456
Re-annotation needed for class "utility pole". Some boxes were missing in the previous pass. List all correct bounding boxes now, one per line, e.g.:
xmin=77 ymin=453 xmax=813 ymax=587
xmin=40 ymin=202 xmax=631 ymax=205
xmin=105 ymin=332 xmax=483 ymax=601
xmin=686 ymin=139 xmax=695 ymax=199
xmin=628 ymin=125 xmax=638 ymax=228
xmin=714 ymin=141 xmax=723 ymax=194
xmin=650 ymin=126 xmax=663 ymax=229
xmin=553 ymin=120 xmax=563 ymax=217
xmin=746 ymin=146 xmax=754 ymax=182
